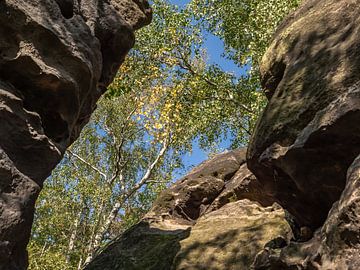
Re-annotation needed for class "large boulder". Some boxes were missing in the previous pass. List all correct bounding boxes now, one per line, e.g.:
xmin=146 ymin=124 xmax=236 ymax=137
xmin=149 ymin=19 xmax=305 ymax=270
xmin=247 ymin=0 xmax=360 ymax=230
xmin=252 ymin=155 xmax=360 ymax=269
xmin=85 ymin=149 xmax=292 ymax=269
xmin=247 ymin=0 xmax=360 ymax=268
xmin=173 ymin=200 xmax=291 ymax=270
xmin=147 ymin=149 xmax=249 ymax=224
xmin=0 ymin=0 xmax=151 ymax=268
xmin=88 ymin=0 xmax=360 ymax=268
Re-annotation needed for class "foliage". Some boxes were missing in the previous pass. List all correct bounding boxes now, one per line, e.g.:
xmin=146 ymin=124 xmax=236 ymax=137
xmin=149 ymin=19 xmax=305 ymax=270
xmin=191 ymin=0 xmax=301 ymax=68
xmin=29 ymin=91 xmax=182 ymax=268
xmin=108 ymin=0 xmax=266 ymax=148
xmin=28 ymin=242 xmax=68 ymax=270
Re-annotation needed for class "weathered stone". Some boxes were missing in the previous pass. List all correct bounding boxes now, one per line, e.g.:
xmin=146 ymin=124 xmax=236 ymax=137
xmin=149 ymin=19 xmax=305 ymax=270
xmin=248 ymin=0 xmax=360 ymax=268
xmin=316 ymin=154 xmax=360 ymax=269
xmin=252 ymin=230 xmax=322 ymax=270
xmin=85 ymin=221 xmax=191 ymax=270
xmin=253 ymin=155 xmax=360 ymax=270
xmin=146 ymin=149 xmax=247 ymax=224
xmin=247 ymin=0 xmax=360 ymax=230
xmin=86 ymin=150 xmax=292 ymax=270
xmin=0 ymin=0 xmax=151 ymax=268
xmin=207 ymin=163 xmax=273 ymax=212
xmin=173 ymin=200 xmax=292 ymax=270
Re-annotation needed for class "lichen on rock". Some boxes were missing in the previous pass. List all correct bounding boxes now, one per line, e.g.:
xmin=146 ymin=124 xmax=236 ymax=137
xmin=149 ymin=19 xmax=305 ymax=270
xmin=88 ymin=0 xmax=360 ymax=268
xmin=247 ymin=0 xmax=360 ymax=268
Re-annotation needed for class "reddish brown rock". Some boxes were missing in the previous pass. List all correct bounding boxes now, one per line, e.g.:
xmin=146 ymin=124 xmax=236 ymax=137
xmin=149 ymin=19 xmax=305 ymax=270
xmin=0 ymin=0 xmax=151 ymax=268
xmin=207 ymin=163 xmax=273 ymax=212
xmin=146 ymin=149 xmax=247 ymax=224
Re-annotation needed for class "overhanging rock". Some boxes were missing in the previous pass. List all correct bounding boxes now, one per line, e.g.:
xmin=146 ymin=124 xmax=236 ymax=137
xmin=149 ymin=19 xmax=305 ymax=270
xmin=0 ymin=0 xmax=151 ymax=268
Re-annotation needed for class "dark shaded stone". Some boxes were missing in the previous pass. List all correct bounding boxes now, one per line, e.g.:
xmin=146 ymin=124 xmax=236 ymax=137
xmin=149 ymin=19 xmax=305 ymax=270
xmin=248 ymin=1 xmax=360 ymax=268
xmin=247 ymin=0 xmax=360 ymax=230
xmin=147 ymin=149 xmax=247 ymax=224
xmin=0 ymin=0 xmax=151 ymax=268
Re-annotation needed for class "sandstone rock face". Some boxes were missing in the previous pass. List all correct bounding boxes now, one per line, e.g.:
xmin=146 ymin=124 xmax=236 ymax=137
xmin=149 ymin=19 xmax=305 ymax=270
xmin=247 ymin=0 xmax=360 ymax=230
xmin=0 ymin=1 xmax=151 ymax=268
xmin=247 ymin=0 xmax=360 ymax=268
xmin=147 ymin=149 xmax=249 ymax=224
xmin=86 ymin=149 xmax=292 ymax=269
xmin=173 ymin=200 xmax=291 ymax=270
xmin=83 ymin=221 xmax=191 ymax=270
xmin=319 ymin=154 xmax=360 ymax=269
xmin=86 ymin=0 xmax=360 ymax=269
xmin=253 ymin=155 xmax=360 ymax=270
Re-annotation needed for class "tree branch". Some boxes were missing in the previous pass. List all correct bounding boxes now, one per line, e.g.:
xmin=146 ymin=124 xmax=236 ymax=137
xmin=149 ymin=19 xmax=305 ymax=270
xmin=67 ymin=150 xmax=107 ymax=180
xmin=82 ymin=137 xmax=170 ymax=266
xmin=173 ymin=51 xmax=256 ymax=115
xmin=107 ymin=107 xmax=137 ymax=187
xmin=124 ymin=137 xmax=169 ymax=199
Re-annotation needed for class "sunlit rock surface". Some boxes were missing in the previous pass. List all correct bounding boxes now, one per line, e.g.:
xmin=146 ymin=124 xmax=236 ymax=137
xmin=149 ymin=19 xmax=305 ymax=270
xmin=248 ymin=0 xmax=360 ymax=268
xmin=92 ymin=0 xmax=360 ymax=268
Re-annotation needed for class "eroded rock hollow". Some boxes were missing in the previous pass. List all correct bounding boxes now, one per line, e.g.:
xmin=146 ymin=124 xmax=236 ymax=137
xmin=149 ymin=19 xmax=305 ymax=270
xmin=2 ymin=0 xmax=360 ymax=269
xmin=0 ymin=0 xmax=151 ymax=268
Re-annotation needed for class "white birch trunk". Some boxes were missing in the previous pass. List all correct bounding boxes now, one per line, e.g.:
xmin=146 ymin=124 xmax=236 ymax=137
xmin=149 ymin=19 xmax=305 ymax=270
xmin=83 ymin=139 xmax=168 ymax=265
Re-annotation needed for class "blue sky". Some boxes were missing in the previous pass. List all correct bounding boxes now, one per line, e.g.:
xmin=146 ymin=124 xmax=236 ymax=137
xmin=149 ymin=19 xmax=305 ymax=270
xmin=169 ymin=0 xmax=244 ymax=76
xmin=166 ymin=0 xmax=247 ymax=177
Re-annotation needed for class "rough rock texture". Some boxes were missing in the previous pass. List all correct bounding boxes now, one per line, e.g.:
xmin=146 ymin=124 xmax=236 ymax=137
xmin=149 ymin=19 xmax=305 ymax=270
xmin=86 ymin=149 xmax=292 ymax=269
xmin=247 ymin=0 xmax=360 ymax=269
xmin=173 ymin=200 xmax=291 ymax=270
xmin=253 ymin=155 xmax=360 ymax=270
xmin=83 ymin=221 xmax=191 ymax=270
xmin=0 ymin=1 xmax=151 ymax=268
xmin=87 ymin=0 xmax=360 ymax=269
xmin=247 ymin=0 xmax=360 ymax=230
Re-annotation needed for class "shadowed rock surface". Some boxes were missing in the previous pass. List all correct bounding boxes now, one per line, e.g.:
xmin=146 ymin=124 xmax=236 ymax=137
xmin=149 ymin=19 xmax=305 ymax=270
xmin=247 ymin=0 xmax=360 ymax=268
xmin=247 ymin=0 xmax=360 ymax=230
xmin=3 ymin=0 xmax=360 ymax=269
xmin=86 ymin=149 xmax=292 ymax=269
xmin=0 ymin=0 xmax=151 ymax=268
xmin=252 ymin=155 xmax=360 ymax=269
